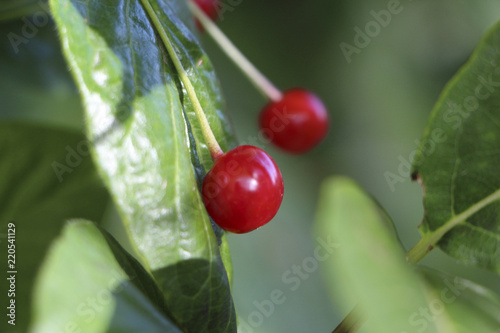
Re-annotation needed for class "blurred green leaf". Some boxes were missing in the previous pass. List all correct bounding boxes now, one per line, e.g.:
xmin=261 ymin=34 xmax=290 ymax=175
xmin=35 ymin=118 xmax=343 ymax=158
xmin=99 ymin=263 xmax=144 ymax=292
xmin=418 ymin=268 xmax=500 ymax=333
xmin=411 ymin=20 xmax=500 ymax=272
xmin=315 ymin=177 xmax=440 ymax=332
xmin=0 ymin=122 xmax=109 ymax=333
xmin=49 ymin=0 xmax=236 ymax=331
xmin=31 ymin=220 xmax=182 ymax=333
xmin=316 ymin=177 xmax=500 ymax=332
xmin=0 ymin=16 xmax=84 ymax=129
xmin=0 ymin=0 xmax=47 ymax=22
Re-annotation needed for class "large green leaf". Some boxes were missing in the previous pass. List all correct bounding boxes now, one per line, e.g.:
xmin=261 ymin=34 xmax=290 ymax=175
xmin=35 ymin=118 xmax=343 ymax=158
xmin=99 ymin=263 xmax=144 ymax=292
xmin=30 ymin=220 xmax=182 ymax=333
xmin=0 ymin=122 xmax=109 ymax=333
xmin=315 ymin=177 xmax=440 ymax=332
xmin=418 ymin=268 xmax=500 ymax=333
xmin=49 ymin=0 xmax=236 ymax=331
xmin=411 ymin=20 xmax=500 ymax=272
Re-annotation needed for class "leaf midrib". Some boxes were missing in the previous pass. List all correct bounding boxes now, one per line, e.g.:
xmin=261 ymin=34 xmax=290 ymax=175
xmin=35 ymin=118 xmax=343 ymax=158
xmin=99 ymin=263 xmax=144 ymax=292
xmin=154 ymin=7 xmax=219 ymax=331
xmin=141 ymin=0 xmax=217 ymax=260
xmin=139 ymin=4 xmax=221 ymax=326
xmin=420 ymin=187 xmax=500 ymax=258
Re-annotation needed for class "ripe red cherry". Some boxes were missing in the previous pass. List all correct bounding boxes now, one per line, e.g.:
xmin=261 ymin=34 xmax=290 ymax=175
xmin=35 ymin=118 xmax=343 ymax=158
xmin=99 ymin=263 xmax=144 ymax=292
xmin=193 ymin=0 xmax=219 ymax=30
xmin=259 ymin=89 xmax=329 ymax=153
xmin=202 ymin=145 xmax=284 ymax=234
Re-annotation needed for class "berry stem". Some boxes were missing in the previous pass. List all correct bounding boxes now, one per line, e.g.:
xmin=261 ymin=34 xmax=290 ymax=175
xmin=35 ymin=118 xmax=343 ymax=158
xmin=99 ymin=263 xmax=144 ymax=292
xmin=140 ymin=0 xmax=224 ymax=160
xmin=188 ymin=1 xmax=283 ymax=102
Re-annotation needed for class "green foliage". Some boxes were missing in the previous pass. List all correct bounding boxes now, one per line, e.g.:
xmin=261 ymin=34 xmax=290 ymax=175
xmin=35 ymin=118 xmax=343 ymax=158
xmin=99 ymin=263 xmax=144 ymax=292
xmin=318 ymin=22 xmax=500 ymax=326
xmin=49 ymin=0 xmax=236 ymax=331
xmin=412 ymin=20 xmax=500 ymax=272
xmin=0 ymin=123 xmax=109 ymax=333
xmin=1 ymin=0 xmax=499 ymax=332
xmin=0 ymin=16 xmax=83 ymax=129
xmin=0 ymin=0 xmax=46 ymax=22
xmin=31 ymin=220 xmax=182 ymax=333
xmin=315 ymin=177 xmax=439 ymax=332
xmin=315 ymin=177 xmax=500 ymax=333
xmin=419 ymin=268 xmax=500 ymax=332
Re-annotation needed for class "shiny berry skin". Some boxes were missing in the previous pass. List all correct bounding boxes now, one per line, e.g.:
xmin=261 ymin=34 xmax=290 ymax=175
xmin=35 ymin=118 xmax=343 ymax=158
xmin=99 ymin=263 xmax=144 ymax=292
xmin=193 ymin=0 xmax=219 ymax=30
xmin=259 ymin=89 xmax=329 ymax=154
xmin=202 ymin=145 xmax=284 ymax=234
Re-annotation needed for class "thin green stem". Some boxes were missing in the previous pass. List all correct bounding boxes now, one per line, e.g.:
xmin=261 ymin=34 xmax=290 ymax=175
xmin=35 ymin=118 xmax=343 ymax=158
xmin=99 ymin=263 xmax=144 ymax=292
xmin=332 ymin=187 xmax=500 ymax=332
xmin=406 ymin=235 xmax=433 ymax=265
xmin=140 ymin=0 xmax=224 ymax=160
xmin=188 ymin=1 xmax=283 ymax=103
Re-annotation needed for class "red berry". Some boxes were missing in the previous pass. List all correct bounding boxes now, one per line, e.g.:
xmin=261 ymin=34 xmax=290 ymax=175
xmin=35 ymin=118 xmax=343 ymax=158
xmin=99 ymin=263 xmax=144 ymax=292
xmin=259 ymin=89 xmax=329 ymax=153
xmin=193 ymin=0 xmax=219 ymax=30
xmin=202 ymin=145 xmax=284 ymax=234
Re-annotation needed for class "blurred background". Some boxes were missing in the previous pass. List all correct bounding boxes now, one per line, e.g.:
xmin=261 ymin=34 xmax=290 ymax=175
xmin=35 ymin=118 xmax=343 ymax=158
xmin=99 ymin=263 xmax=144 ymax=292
xmin=2 ymin=0 xmax=500 ymax=332
xmin=200 ymin=0 xmax=500 ymax=332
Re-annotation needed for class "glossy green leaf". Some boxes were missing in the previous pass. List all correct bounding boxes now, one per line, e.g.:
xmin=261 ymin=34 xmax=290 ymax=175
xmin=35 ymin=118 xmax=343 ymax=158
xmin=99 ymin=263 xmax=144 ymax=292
xmin=145 ymin=0 xmax=235 ymax=168
xmin=418 ymin=268 xmax=500 ymax=333
xmin=49 ymin=0 xmax=236 ymax=331
xmin=0 ymin=122 xmax=109 ymax=333
xmin=30 ymin=220 xmax=182 ymax=333
xmin=315 ymin=177 xmax=440 ymax=332
xmin=411 ymin=20 xmax=500 ymax=272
